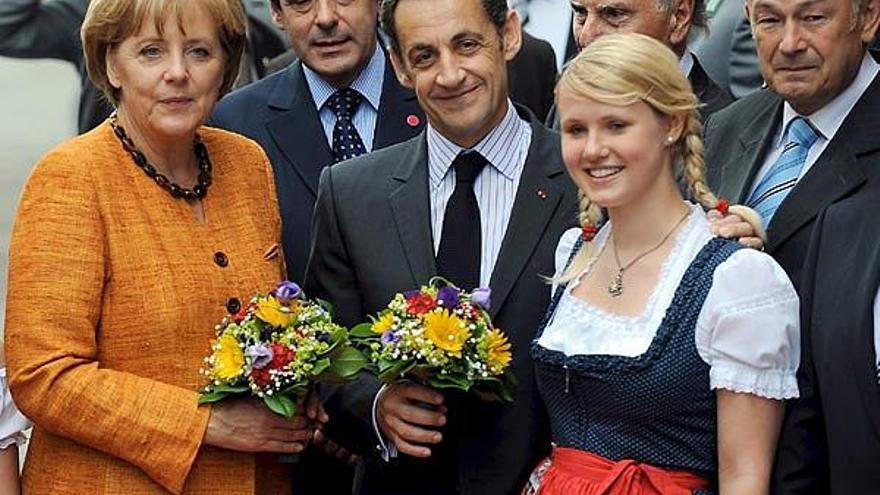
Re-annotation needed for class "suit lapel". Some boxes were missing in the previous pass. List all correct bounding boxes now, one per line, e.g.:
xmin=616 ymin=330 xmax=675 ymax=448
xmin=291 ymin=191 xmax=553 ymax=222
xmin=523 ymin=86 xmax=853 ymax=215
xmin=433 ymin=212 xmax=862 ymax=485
xmin=265 ymin=62 xmax=333 ymax=198
xmin=388 ymin=135 xmax=437 ymax=286
xmin=712 ymin=93 xmax=782 ymax=203
xmin=488 ymin=121 xmax=567 ymax=318
xmin=766 ymin=74 xmax=880 ymax=252
xmin=374 ymin=59 xmax=425 ymax=149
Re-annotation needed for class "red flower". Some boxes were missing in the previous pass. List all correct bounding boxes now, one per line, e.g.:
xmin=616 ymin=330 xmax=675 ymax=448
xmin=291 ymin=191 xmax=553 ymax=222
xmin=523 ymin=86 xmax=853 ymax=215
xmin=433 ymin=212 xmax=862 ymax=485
xmin=406 ymin=293 xmax=436 ymax=315
xmin=233 ymin=308 xmax=249 ymax=323
xmin=716 ymin=198 xmax=730 ymax=215
xmin=269 ymin=344 xmax=296 ymax=369
xmin=250 ymin=368 xmax=272 ymax=389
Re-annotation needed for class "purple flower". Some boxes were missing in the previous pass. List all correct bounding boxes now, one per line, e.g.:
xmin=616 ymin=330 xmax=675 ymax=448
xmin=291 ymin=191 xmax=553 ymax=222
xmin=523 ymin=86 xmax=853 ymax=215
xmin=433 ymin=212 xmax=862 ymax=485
xmin=245 ymin=343 xmax=274 ymax=369
xmin=273 ymin=281 xmax=301 ymax=304
xmin=436 ymin=286 xmax=461 ymax=309
xmin=380 ymin=330 xmax=401 ymax=345
xmin=470 ymin=287 xmax=491 ymax=310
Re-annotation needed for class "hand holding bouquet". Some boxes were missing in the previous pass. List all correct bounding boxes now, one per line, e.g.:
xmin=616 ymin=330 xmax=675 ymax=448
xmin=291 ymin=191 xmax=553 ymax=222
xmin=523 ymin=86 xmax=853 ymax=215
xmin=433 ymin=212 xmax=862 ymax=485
xmin=351 ymin=278 xmax=514 ymax=402
xmin=199 ymin=281 xmax=367 ymax=418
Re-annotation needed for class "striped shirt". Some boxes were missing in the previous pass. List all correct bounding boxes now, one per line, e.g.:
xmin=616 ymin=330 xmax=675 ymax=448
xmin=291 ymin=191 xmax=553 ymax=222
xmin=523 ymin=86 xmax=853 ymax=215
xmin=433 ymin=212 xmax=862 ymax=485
xmin=427 ymin=102 xmax=533 ymax=286
xmin=302 ymin=44 xmax=386 ymax=151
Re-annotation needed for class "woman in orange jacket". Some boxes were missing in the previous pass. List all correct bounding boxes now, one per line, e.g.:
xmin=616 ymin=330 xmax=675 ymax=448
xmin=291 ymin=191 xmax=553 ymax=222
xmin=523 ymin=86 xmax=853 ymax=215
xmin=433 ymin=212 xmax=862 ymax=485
xmin=4 ymin=1 xmax=313 ymax=493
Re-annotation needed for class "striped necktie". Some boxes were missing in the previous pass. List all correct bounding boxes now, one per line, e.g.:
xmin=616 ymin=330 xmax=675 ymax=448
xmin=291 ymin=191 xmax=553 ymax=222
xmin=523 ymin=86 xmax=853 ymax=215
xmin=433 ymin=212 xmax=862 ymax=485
xmin=747 ymin=117 xmax=819 ymax=227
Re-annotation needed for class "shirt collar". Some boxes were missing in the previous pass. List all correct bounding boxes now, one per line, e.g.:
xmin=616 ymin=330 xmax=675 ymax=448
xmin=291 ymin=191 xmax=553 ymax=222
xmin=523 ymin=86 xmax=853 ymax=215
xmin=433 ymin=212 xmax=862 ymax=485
xmin=302 ymin=44 xmax=386 ymax=112
xmin=426 ymin=101 xmax=528 ymax=187
xmin=780 ymin=51 xmax=879 ymax=145
xmin=679 ymin=51 xmax=694 ymax=79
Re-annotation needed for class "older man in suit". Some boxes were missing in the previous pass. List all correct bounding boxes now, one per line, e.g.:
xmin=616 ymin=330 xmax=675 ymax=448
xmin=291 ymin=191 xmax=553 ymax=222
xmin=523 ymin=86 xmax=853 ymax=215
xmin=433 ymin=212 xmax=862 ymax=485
xmin=304 ymin=0 xmax=578 ymax=493
xmin=212 ymin=0 xmax=426 ymax=283
xmin=702 ymin=0 xmax=880 ymax=491
xmin=546 ymin=0 xmax=733 ymax=127
xmin=703 ymin=0 xmax=880 ymax=293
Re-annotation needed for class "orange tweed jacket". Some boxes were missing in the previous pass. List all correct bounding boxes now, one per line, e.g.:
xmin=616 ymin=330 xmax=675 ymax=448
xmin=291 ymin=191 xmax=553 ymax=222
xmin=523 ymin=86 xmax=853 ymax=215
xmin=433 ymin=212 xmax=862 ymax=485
xmin=5 ymin=122 xmax=293 ymax=494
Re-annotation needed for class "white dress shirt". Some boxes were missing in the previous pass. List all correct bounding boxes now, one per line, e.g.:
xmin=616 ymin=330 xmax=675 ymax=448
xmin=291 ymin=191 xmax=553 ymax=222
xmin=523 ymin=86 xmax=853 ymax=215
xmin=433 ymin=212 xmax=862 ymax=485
xmin=302 ymin=45 xmax=386 ymax=152
xmin=373 ymin=102 xmax=533 ymax=459
xmin=749 ymin=52 xmax=880 ymax=197
xmin=427 ymin=102 xmax=533 ymax=287
xmin=540 ymin=203 xmax=801 ymax=400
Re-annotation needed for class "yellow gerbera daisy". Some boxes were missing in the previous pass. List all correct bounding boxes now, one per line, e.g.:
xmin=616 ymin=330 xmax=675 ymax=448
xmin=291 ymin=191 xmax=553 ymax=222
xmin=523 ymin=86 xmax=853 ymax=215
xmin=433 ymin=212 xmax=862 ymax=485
xmin=372 ymin=312 xmax=395 ymax=334
xmin=255 ymin=296 xmax=297 ymax=328
xmin=484 ymin=329 xmax=512 ymax=373
xmin=424 ymin=309 xmax=470 ymax=356
xmin=213 ymin=334 xmax=245 ymax=381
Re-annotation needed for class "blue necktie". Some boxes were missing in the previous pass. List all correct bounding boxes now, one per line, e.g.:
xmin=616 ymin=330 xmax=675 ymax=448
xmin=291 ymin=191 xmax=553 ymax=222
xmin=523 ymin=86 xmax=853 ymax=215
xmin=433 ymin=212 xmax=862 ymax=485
xmin=326 ymin=88 xmax=367 ymax=163
xmin=747 ymin=117 xmax=819 ymax=227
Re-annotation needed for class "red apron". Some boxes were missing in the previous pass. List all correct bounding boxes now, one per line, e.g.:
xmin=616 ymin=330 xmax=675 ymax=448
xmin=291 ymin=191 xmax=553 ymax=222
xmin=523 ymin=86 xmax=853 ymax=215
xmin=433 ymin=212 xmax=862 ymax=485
xmin=535 ymin=447 xmax=712 ymax=495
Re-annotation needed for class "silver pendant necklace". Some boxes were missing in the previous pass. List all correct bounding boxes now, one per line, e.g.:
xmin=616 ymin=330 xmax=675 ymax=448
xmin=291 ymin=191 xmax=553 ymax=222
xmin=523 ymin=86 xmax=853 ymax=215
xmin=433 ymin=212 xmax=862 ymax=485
xmin=608 ymin=209 xmax=691 ymax=298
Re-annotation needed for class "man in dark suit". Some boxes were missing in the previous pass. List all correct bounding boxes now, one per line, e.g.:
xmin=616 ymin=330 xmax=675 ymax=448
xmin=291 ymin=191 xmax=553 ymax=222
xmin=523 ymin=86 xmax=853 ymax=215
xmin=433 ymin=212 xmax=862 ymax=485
xmin=304 ymin=0 xmax=578 ymax=492
xmin=702 ymin=0 xmax=880 ymax=491
xmin=779 ymin=187 xmax=880 ymax=494
xmin=212 ymin=0 xmax=426 ymax=283
xmin=703 ymin=0 xmax=879 ymax=293
xmin=546 ymin=0 xmax=733 ymax=127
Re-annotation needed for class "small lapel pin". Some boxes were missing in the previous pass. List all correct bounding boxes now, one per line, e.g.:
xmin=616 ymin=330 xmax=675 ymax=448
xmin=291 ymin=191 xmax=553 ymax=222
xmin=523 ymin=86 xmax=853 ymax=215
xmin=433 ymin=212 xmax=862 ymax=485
xmin=537 ymin=189 xmax=548 ymax=199
xmin=406 ymin=114 xmax=421 ymax=127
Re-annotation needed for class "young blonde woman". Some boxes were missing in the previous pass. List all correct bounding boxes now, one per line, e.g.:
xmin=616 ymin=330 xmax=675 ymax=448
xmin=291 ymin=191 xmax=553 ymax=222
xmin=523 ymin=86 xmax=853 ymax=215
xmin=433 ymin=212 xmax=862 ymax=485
xmin=526 ymin=33 xmax=800 ymax=495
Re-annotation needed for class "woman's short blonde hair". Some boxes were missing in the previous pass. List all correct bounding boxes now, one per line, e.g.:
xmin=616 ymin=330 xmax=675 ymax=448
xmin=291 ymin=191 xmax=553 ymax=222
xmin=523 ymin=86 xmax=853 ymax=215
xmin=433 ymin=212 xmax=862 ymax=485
xmin=81 ymin=0 xmax=247 ymax=106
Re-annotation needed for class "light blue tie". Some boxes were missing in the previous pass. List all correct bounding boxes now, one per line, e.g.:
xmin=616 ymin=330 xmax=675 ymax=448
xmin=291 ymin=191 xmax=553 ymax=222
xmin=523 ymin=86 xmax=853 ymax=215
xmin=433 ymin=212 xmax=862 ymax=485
xmin=747 ymin=117 xmax=819 ymax=227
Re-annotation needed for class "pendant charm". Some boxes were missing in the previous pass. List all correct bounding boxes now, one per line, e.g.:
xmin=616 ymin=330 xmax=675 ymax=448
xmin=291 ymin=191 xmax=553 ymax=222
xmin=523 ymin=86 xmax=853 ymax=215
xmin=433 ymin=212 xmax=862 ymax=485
xmin=608 ymin=271 xmax=624 ymax=298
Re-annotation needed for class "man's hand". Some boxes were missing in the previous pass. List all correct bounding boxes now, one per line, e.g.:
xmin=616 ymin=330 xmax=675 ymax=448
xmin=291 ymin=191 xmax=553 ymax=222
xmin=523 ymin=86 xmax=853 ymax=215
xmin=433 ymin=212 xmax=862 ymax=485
xmin=376 ymin=383 xmax=447 ymax=458
xmin=708 ymin=208 xmax=765 ymax=250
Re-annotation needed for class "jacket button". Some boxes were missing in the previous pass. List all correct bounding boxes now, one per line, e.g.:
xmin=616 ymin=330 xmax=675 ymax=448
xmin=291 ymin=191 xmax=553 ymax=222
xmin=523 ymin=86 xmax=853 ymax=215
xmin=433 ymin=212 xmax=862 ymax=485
xmin=214 ymin=251 xmax=229 ymax=267
xmin=226 ymin=297 xmax=241 ymax=314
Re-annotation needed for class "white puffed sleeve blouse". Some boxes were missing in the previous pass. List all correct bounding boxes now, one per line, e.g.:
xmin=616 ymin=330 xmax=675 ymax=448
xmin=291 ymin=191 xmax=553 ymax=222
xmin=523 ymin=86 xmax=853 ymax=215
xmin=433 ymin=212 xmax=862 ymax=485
xmin=538 ymin=203 xmax=800 ymax=400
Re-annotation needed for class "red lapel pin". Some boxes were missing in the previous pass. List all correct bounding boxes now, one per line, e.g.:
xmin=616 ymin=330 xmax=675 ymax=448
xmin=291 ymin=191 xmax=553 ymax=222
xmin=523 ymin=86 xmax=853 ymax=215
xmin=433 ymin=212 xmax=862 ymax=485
xmin=406 ymin=114 xmax=421 ymax=127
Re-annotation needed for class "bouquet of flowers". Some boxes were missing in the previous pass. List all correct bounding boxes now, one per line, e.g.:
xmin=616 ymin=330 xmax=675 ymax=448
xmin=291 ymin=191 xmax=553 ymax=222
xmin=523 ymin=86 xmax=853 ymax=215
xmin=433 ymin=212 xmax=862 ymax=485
xmin=199 ymin=281 xmax=366 ymax=418
xmin=350 ymin=278 xmax=514 ymax=402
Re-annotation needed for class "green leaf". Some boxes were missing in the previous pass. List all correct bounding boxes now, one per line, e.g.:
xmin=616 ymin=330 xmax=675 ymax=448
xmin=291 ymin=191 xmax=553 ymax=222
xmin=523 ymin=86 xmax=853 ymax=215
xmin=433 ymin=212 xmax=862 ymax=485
xmin=263 ymin=393 xmax=298 ymax=418
xmin=427 ymin=373 xmax=471 ymax=391
xmin=198 ymin=390 xmax=232 ymax=405
xmin=377 ymin=359 xmax=415 ymax=383
xmin=350 ymin=322 xmax=376 ymax=339
xmin=279 ymin=382 xmax=309 ymax=397
xmin=209 ymin=384 xmax=250 ymax=394
xmin=311 ymin=357 xmax=332 ymax=376
xmin=316 ymin=297 xmax=335 ymax=315
xmin=328 ymin=345 xmax=368 ymax=378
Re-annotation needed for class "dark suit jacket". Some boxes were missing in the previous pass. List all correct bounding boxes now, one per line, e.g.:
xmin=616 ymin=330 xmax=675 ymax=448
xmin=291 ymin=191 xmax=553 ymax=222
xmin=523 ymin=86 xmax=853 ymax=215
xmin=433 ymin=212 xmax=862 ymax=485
xmin=508 ymin=32 xmax=559 ymax=122
xmin=304 ymin=107 xmax=579 ymax=495
xmin=212 ymin=55 xmax=425 ymax=282
xmin=545 ymin=54 xmax=732 ymax=128
xmin=704 ymin=69 xmax=880 ymax=293
xmin=772 ymin=187 xmax=880 ymax=494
